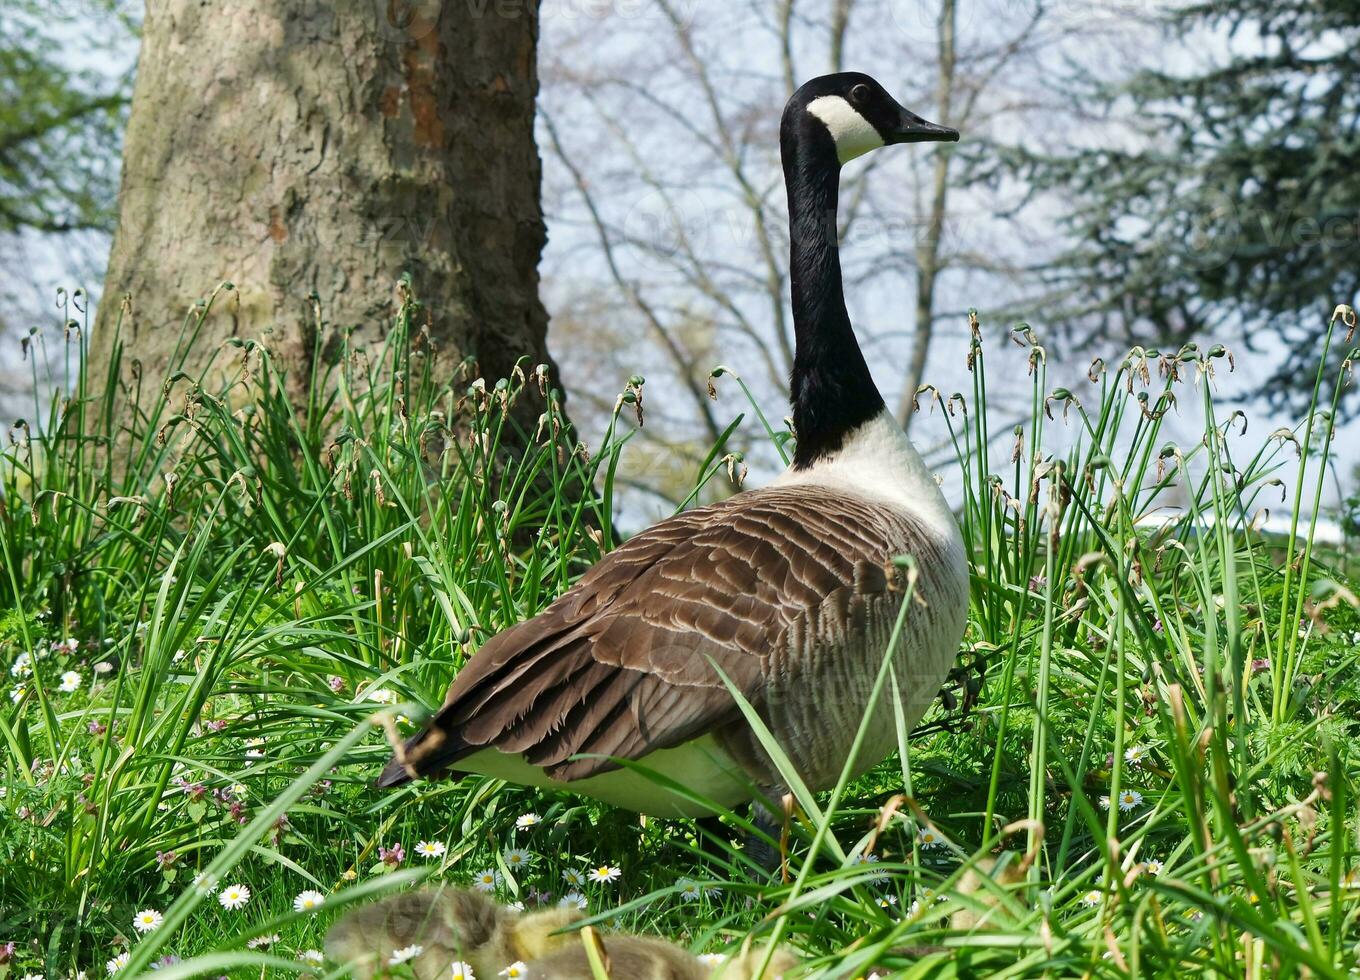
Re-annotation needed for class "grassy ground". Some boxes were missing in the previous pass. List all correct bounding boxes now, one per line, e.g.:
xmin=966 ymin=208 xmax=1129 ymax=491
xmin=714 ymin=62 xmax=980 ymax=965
xmin=2 ymin=286 xmax=1359 ymax=978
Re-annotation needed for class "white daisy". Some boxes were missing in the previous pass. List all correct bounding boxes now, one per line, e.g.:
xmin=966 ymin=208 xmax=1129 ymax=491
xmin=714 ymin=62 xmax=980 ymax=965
xmin=1124 ymin=745 xmax=1148 ymax=766
xmin=851 ymin=853 xmax=889 ymax=883
xmin=132 ymin=908 xmax=164 ymax=932
xmin=697 ymin=953 xmax=726 ymax=967
xmin=1143 ymin=859 xmax=1164 ymax=877
xmin=499 ymin=964 xmax=528 ymax=978
xmin=414 ymin=840 xmax=446 ymax=859
xmin=218 ymin=882 xmax=251 ymax=909
xmin=916 ymin=827 xmax=944 ymax=849
xmin=366 ymin=687 xmax=398 ymax=705
xmin=1117 ymin=789 xmax=1143 ymax=812
xmin=450 ymin=961 xmax=476 ymax=980
xmin=293 ymin=889 xmax=325 ymax=912
xmin=10 ymin=652 xmax=32 ymax=677
xmin=876 ymin=895 xmax=899 ymax=908
xmin=561 ymin=868 xmax=585 ymax=887
xmin=389 ymin=945 xmax=423 ymax=965
xmin=1079 ymin=889 xmax=1102 ymax=907
xmin=105 ymin=953 xmax=129 ymax=975
xmin=515 ymin=812 xmax=541 ymax=830
xmin=1099 ymin=795 xmax=1112 ymax=810
xmin=10 ymin=684 xmax=26 ymax=703
xmin=58 ymin=671 xmax=82 ymax=693
xmin=559 ymin=891 xmax=587 ymax=910
xmin=503 ymin=848 xmax=533 ymax=870
xmin=676 ymin=878 xmax=703 ymax=901
xmin=246 ymin=934 xmax=279 ymax=950
xmin=472 ymin=868 xmax=502 ymax=892
xmin=298 ymin=950 xmax=325 ymax=965
xmin=586 ymin=864 xmax=621 ymax=884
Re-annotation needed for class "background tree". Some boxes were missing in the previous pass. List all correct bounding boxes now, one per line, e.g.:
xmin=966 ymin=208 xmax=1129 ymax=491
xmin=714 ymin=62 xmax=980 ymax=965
xmin=1016 ymin=0 xmax=1360 ymax=415
xmin=0 ymin=0 xmax=130 ymax=405
xmin=93 ymin=0 xmax=561 ymax=422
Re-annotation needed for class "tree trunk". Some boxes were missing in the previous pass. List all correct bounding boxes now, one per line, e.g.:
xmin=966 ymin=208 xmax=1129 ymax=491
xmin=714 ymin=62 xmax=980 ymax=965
xmin=95 ymin=0 xmax=559 ymax=420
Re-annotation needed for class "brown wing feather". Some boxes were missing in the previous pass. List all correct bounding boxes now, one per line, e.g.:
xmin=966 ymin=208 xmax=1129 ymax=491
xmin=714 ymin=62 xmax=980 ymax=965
xmin=380 ymin=486 xmax=913 ymax=786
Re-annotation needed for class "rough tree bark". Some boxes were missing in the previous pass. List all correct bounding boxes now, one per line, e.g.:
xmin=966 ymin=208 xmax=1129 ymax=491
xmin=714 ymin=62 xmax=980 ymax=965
xmin=94 ymin=0 xmax=560 ymax=420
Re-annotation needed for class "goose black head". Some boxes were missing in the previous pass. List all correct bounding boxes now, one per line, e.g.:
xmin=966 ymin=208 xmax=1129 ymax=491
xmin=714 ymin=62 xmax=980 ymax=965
xmin=782 ymin=72 xmax=958 ymax=167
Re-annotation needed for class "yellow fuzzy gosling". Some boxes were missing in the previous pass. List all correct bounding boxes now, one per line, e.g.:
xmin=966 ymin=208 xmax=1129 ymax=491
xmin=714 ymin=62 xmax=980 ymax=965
xmin=523 ymin=931 xmax=799 ymax=979
xmin=324 ymin=888 xmax=580 ymax=979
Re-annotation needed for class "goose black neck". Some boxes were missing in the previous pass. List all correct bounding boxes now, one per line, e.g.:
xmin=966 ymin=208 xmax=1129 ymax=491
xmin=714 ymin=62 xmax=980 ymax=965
xmin=784 ymin=135 xmax=885 ymax=470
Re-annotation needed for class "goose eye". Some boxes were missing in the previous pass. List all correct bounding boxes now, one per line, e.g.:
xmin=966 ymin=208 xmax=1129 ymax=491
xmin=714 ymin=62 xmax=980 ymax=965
xmin=849 ymin=83 xmax=872 ymax=106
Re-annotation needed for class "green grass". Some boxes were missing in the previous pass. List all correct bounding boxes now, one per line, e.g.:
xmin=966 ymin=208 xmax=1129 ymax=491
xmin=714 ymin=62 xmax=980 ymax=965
xmin=2 ymin=286 xmax=1359 ymax=978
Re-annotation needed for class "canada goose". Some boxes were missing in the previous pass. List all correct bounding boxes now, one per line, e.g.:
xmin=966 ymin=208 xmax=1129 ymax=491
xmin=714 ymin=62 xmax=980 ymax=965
xmin=378 ymin=72 xmax=968 ymax=819
xmin=324 ymin=888 xmax=582 ymax=979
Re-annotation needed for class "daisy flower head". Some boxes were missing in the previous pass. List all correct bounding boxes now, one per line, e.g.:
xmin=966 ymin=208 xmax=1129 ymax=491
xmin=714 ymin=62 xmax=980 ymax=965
xmin=450 ymin=961 xmax=476 ymax=980
xmin=246 ymin=934 xmax=279 ymax=950
xmin=298 ymin=950 xmax=325 ymax=966
xmin=132 ymin=908 xmax=164 ymax=932
xmin=515 ymin=812 xmax=541 ymax=830
xmin=151 ymin=954 xmax=182 ymax=971
xmin=851 ymin=853 xmax=889 ymax=883
xmin=1117 ymin=789 xmax=1143 ymax=812
xmin=559 ymin=890 xmax=587 ymax=910
xmin=561 ymin=867 xmax=585 ymax=887
xmin=10 ymin=652 xmax=32 ymax=677
xmin=293 ymin=889 xmax=326 ymax=912
xmin=587 ymin=864 xmax=621 ymax=884
xmin=106 ymin=952 xmax=130 ymax=975
xmin=503 ymin=848 xmax=533 ymax=870
xmin=1124 ymin=745 xmax=1148 ymax=766
xmin=59 ymin=670 xmax=82 ymax=693
xmin=1143 ymin=859 xmax=1164 ymax=877
xmin=916 ymin=826 xmax=944 ymax=849
xmin=218 ymin=882 xmax=251 ymax=910
xmin=876 ymin=894 xmax=899 ymax=908
xmin=697 ymin=953 xmax=726 ymax=967
xmin=676 ymin=878 xmax=703 ymax=901
xmin=1098 ymin=795 xmax=1112 ymax=810
xmin=414 ymin=840 xmax=446 ymax=859
xmin=366 ymin=687 xmax=398 ymax=705
xmin=472 ymin=868 xmax=503 ymax=892
xmin=389 ymin=945 xmax=423 ymax=966
xmin=1079 ymin=889 xmax=1103 ymax=908
xmin=499 ymin=964 xmax=528 ymax=978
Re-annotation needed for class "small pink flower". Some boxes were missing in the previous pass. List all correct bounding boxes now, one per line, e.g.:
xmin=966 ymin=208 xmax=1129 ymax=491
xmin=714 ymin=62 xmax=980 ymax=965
xmin=328 ymin=676 xmax=346 ymax=693
xmin=88 ymin=720 xmax=107 ymax=736
xmin=156 ymin=850 xmax=178 ymax=870
xmin=380 ymin=843 xmax=405 ymax=867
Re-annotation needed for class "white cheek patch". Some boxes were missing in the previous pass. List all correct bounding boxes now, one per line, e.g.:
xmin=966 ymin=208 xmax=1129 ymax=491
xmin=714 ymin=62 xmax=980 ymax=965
xmin=806 ymin=95 xmax=884 ymax=164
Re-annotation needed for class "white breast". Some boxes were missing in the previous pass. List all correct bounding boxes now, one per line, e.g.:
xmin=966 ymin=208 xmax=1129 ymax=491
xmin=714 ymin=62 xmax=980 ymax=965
xmin=773 ymin=409 xmax=957 ymax=532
